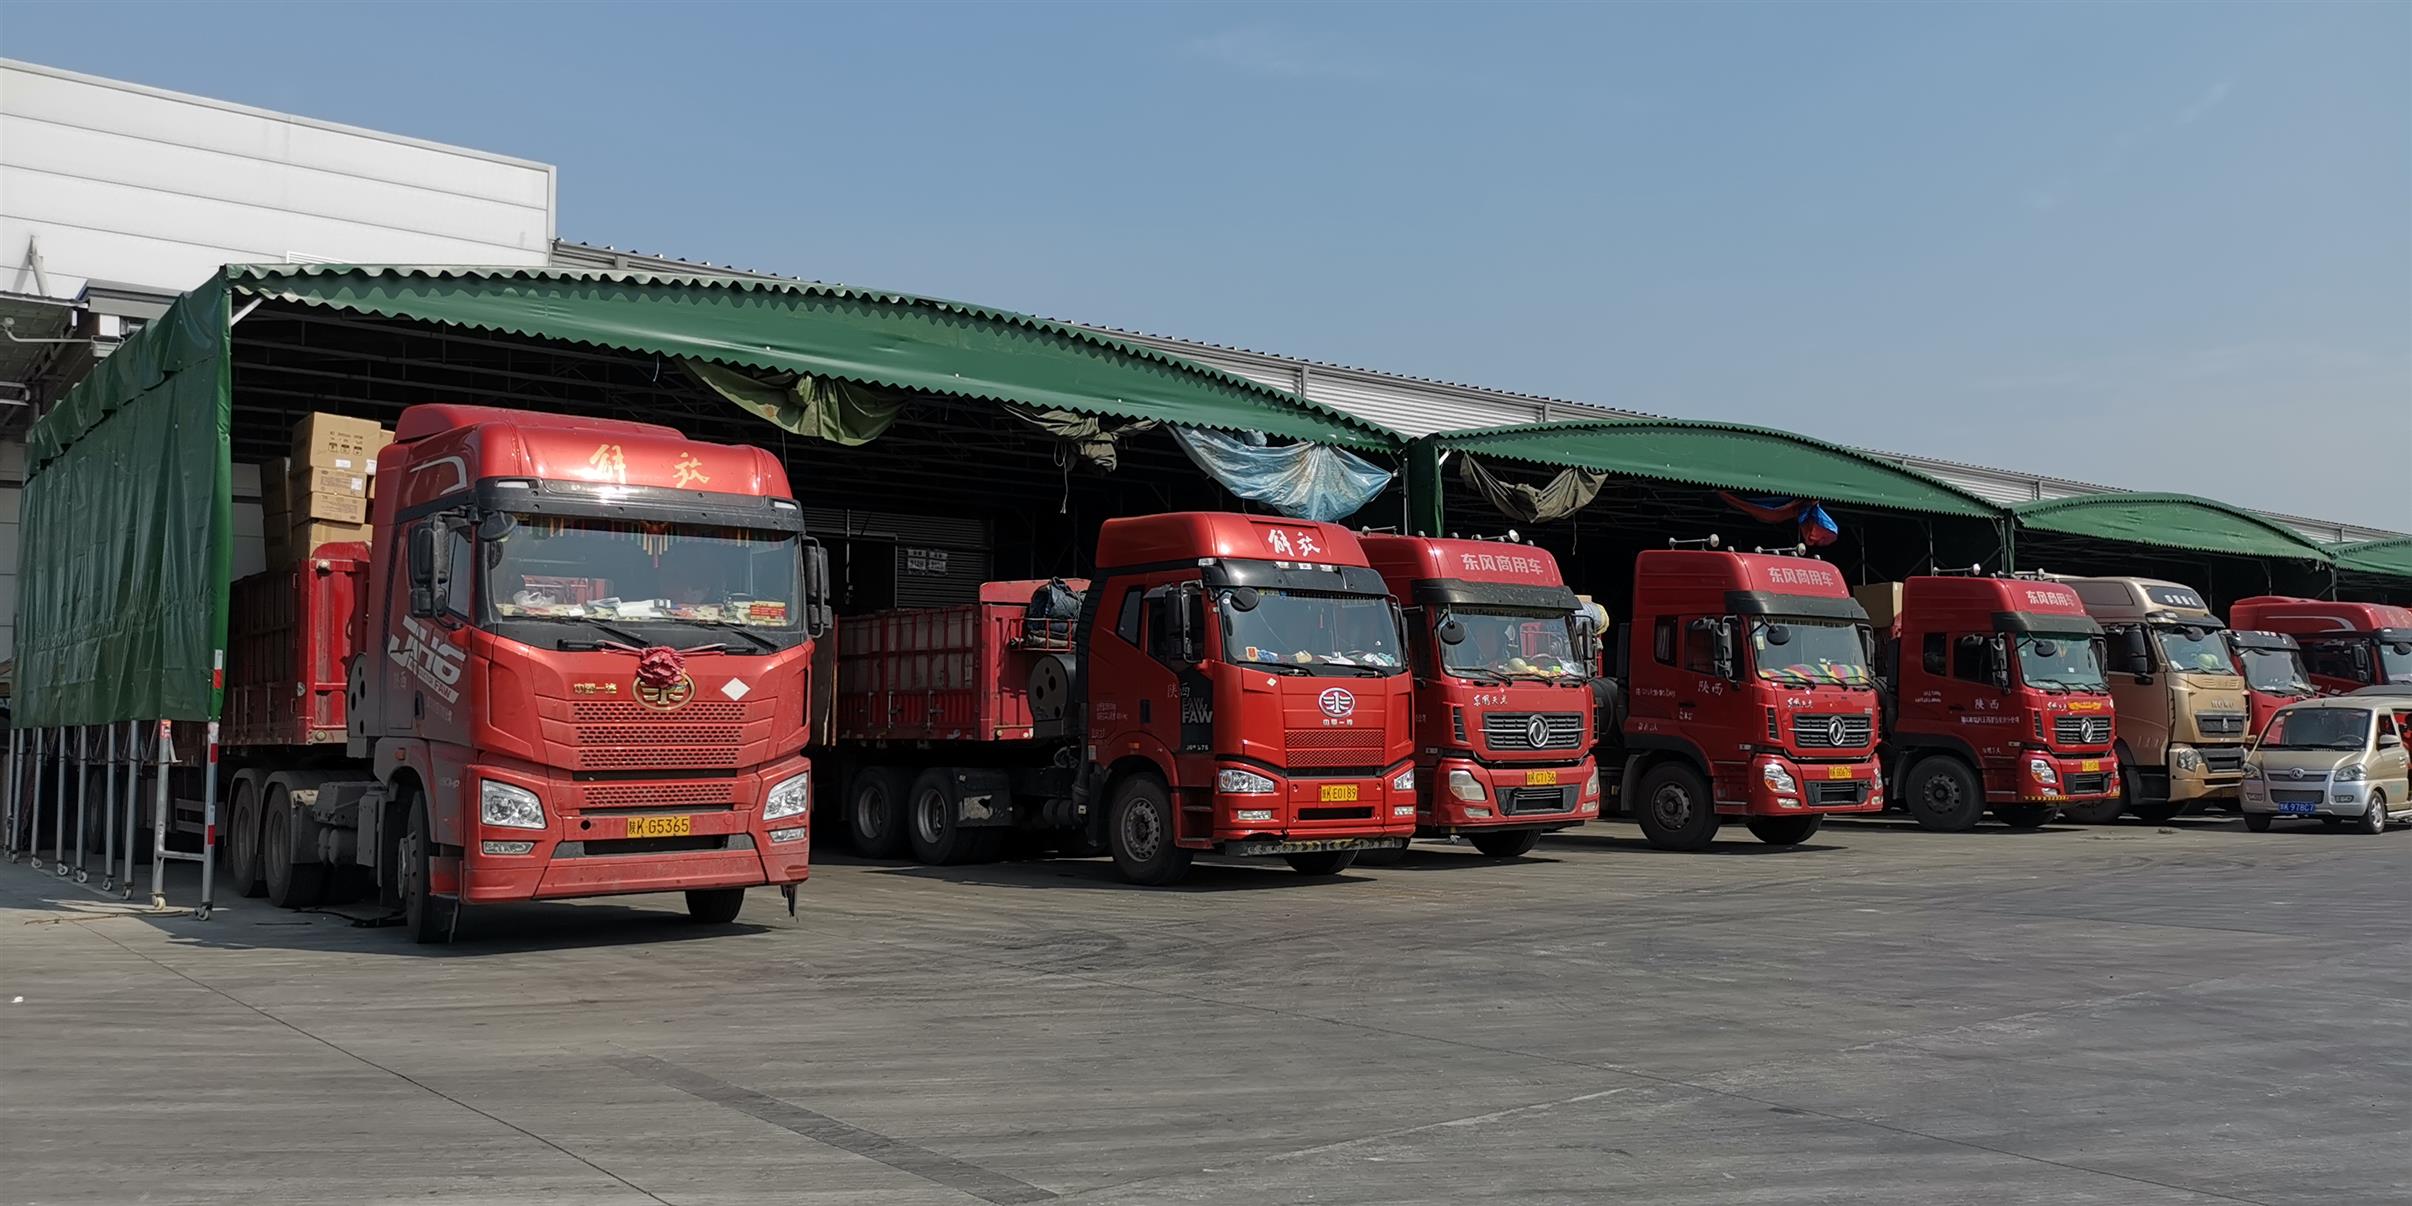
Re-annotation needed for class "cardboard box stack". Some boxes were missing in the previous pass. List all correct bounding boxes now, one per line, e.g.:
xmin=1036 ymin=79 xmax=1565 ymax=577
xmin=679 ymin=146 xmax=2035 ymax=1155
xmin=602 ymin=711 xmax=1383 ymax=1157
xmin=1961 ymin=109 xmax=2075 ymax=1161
xmin=281 ymin=413 xmax=391 ymax=563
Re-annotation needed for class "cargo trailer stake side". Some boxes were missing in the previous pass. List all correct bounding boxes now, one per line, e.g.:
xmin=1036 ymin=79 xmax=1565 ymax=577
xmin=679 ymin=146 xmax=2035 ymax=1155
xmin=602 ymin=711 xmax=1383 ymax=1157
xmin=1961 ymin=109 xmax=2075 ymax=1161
xmin=833 ymin=513 xmax=1417 ymax=886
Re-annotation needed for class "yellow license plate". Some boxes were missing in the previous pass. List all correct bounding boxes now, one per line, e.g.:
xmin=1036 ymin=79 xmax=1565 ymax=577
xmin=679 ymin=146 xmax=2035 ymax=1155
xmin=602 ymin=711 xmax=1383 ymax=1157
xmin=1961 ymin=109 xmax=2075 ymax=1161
xmin=1525 ymin=769 xmax=1559 ymax=787
xmin=625 ymin=815 xmax=692 ymax=839
xmin=2080 ymin=759 xmax=2102 ymax=772
xmin=1827 ymin=766 xmax=1853 ymax=780
xmin=1319 ymin=784 xmax=1360 ymax=803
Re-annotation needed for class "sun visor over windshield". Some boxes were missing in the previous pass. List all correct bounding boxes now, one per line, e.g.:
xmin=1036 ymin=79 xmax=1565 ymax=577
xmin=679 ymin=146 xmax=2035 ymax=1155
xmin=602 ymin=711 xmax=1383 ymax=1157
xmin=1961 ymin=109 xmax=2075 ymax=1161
xmin=1206 ymin=559 xmax=1388 ymax=597
xmin=473 ymin=479 xmax=808 ymax=531
xmin=1992 ymin=611 xmax=2105 ymax=636
xmin=1412 ymin=579 xmax=1581 ymax=612
xmin=1724 ymin=591 xmax=1869 ymax=622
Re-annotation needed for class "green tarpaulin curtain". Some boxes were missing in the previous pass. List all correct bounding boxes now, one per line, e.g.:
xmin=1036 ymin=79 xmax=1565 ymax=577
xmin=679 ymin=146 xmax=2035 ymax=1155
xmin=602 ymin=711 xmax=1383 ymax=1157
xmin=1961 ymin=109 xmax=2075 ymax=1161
xmin=15 ymin=278 xmax=233 ymax=726
xmin=680 ymin=358 xmax=908 ymax=447
xmin=1459 ymin=453 xmax=1608 ymax=524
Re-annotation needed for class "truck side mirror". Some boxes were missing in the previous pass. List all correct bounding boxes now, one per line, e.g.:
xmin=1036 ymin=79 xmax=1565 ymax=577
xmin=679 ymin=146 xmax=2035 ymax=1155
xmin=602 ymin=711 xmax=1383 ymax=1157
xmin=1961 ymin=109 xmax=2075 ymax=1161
xmin=2119 ymin=627 xmax=2151 ymax=675
xmin=407 ymin=526 xmax=437 ymax=616
xmin=1171 ymin=584 xmax=1203 ymax=664
xmin=1712 ymin=618 xmax=1738 ymax=681
xmin=1988 ymin=635 xmax=2010 ymax=690
xmin=1573 ymin=617 xmax=1600 ymax=668
xmin=804 ymin=542 xmax=834 ymax=638
xmin=1437 ymin=615 xmax=1467 ymax=646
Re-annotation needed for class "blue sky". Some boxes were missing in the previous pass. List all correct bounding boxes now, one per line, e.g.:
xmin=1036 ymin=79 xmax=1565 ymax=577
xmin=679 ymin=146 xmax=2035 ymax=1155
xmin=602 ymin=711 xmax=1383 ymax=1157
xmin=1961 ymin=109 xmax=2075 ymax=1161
xmin=7 ymin=1 xmax=2407 ymax=528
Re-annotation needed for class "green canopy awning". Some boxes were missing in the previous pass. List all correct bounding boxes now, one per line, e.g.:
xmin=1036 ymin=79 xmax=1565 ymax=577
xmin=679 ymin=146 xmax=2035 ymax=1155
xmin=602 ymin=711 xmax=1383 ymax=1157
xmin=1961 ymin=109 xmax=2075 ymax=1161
xmin=2013 ymin=493 xmax=2335 ymax=563
xmin=1426 ymin=419 xmax=2001 ymax=518
xmin=2332 ymin=536 xmax=2412 ymax=580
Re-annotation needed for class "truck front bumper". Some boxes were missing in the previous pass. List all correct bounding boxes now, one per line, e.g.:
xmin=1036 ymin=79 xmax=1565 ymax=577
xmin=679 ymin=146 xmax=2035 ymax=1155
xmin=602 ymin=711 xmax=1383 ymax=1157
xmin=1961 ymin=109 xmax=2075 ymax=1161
xmin=456 ymin=758 xmax=812 ymax=904
xmin=1417 ymin=756 xmax=1599 ymax=834
xmin=2166 ymin=745 xmax=2245 ymax=803
xmin=1723 ymin=755 xmax=1885 ymax=817
xmin=2007 ymin=750 xmax=2118 ymax=804
xmin=1207 ymin=761 xmax=1418 ymax=845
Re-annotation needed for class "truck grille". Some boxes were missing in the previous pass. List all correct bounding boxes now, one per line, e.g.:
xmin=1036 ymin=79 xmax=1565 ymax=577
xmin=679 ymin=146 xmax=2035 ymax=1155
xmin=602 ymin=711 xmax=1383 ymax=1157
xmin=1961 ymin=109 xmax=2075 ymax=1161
xmin=1481 ymin=713 xmax=1586 ymax=751
xmin=2199 ymin=747 xmax=2246 ymax=775
xmin=2197 ymin=713 xmax=2247 ymax=737
xmin=580 ymin=781 xmax=737 ymax=812
xmin=570 ymin=700 xmax=749 ymax=771
xmin=1810 ymin=780 xmax=1870 ymax=806
xmin=2055 ymin=716 xmax=2113 ymax=746
xmin=1792 ymin=714 xmax=1873 ymax=749
xmin=2065 ymin=772 xmax=2109 ymax=796
xmin=1502 ymin=786 xmax=1574 ymax=814
xmin=1284 ymin=726 xmax=1386 ymax=768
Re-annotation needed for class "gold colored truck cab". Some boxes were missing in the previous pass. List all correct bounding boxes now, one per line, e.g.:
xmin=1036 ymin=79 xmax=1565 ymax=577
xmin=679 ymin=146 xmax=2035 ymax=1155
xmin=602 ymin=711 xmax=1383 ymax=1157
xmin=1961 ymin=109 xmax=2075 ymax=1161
xmin=2060 ymin=577 xmax=2250 ymax=820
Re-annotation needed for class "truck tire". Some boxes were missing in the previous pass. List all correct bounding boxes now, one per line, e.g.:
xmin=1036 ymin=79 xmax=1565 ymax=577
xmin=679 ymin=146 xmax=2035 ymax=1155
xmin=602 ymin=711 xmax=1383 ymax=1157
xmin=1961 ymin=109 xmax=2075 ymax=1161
xmin=1902 ymin=757 xmax=1985 ymax=832
xmin=1634 ymin=762 xmax=1720 ymax=851
xmin=1745 ymin=815 xmax=1823 ymax=845
xmin=2059 ymin=798 xmax=2126 ymax=824
xmin=2243 ymin=812 xmax=2272 ymax=832
xmin=261 ymin=784 xmax=326 ymax=909
xmin=2129 ymin=802 xmax=2183 ymax=825
xmin=1353 ymin=844 xmax=1407 ymax=865
xmin=223 ymin=777 xmax=266 ymax=899
xmin=1285 ymin=851 xmax=1359 ymax=875
xmin=399 ymin=790 xmax=457 ymax=945
xmin=1993 ymin=805 xmax=2053 ymax=829
xmin=906 ymin=768 xmax=998 ymax=866
xmin=847 ymin=766 xmax=910 ymax=858
xmin=1108 ymin=775 xmax=1192 ymax=886
xmin=684 ymin=888 xmax=746 ymax=924
xmin=1469 ymin=829 xmax=1541 ymax=858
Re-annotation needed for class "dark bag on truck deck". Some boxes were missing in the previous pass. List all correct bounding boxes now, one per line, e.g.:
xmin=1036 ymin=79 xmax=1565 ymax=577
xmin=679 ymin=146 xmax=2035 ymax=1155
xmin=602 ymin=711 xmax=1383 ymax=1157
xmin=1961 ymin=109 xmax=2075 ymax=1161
xmin=1025 ymin=578 xmax=1084 ymax=645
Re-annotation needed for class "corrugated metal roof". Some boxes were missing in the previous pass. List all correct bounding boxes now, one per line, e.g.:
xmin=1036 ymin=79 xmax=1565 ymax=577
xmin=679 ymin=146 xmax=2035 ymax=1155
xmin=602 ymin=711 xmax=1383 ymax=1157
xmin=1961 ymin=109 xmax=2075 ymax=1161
xmin=2013 ymin=493 xmax=2336 ymax=562
xmin=2331 ymin=536 xmax=2412 ymax=581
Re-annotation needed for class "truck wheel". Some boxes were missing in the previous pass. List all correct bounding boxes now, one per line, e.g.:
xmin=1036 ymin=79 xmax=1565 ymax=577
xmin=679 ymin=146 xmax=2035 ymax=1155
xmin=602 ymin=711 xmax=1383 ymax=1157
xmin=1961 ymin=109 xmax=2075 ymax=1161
xmin=906 ymin=769 xmax=989 ymax=866
xmin=223 ymin=777 xmax=265 ymax=898
xmin=1285 ymin=851 xmax=1359 ymax=876
xmin=684 ymin=888 xmax=746 ymax=924
xmin=1993 ymin=805 xmax=2053 ymax=829
xmin=2243 ymin=812 xmax=2273 ymax=832
xmin=261 ymin=785 xmax=326 ymax=909
xmin=2059 ymin=798 xmax=2125 ymax=824
xmin=1353 ymin=844 xmax=1407 ymax=865
xmin=2129 ymin=802 xmax=2183 ymax=825
xmin=1108 ymin=775 xmax=1192 ymax=886
xmin=1634 ymin=762 xmax=1720 ymax=851
xmin=1468 ymin=830 xmax=1541 ymax=858
xmin=2362 ymin=792 xmax=2388 ymax=835
xmin=399 ymin=791 xmax=458 ymax=945
xmin=847 ymin=766 xmax=910 ymax=858
xmin=1902 ymin=757 xmax=1984 ymax=832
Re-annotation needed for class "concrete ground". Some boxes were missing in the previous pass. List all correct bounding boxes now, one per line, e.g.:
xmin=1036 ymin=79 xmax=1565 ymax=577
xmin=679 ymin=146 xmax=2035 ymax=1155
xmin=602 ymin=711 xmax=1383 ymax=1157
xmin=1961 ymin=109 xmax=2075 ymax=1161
xmin=2 ymin=814 xmax=2406 ymax=1206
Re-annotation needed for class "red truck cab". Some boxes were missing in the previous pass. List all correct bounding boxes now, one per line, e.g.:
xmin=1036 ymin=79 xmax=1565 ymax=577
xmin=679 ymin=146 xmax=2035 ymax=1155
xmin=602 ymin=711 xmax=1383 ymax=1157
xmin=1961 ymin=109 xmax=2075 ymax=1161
xmin=348 ymin=405 xmax=829 ymax=938
xmin=1360 ymin=535 xmax=1601 ymax=856
xmin=1861 ymin=576 xmax=2118 ymax=830
xmin=834 ymin=512 xmax=1416 ymax=885
xmin=2224 ymin=629 xmax=2316 ymax=738
xmin=1611 ymin=548 xmax=1884 ymax=849
xmin=2228 ymin=598 xmax=2412 ymax=696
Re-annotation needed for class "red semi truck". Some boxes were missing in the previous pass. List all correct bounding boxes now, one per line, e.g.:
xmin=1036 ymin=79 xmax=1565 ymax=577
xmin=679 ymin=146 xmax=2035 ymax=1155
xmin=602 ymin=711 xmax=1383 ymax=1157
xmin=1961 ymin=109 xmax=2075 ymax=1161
xmin=2223 ymin=629 xmax=2316 ymax=738
xmin=1360 ymin=535 xmax=1602 ymax=856
xmin=1600 ymin=546 xmax=1886 ymax=850
xmin=834 ymin=512 xmax=1416 ymax=885
xmin=1857 ymin=575 xmax=2119 ymax=831
xmin=218 ymin=405 xmax=830 ymax=941
xmin=2227 ymin=598 xmax=2412 ymax=696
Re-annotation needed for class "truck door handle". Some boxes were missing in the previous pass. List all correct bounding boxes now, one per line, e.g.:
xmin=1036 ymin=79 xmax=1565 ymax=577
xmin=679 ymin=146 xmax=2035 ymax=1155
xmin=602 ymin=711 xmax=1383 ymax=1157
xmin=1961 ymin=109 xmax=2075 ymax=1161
xmin=413 ymin=692 xmax=424 ymax=719
xmin=1139 ymin=700 xmax=1152 ymax=724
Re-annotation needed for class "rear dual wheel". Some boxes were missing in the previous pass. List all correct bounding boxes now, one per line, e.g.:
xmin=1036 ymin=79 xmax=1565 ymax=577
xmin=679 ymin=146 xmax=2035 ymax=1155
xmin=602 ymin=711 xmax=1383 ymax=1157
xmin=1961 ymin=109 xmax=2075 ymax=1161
xmin=848 ymin=767 xmax=911 ymax=858
xmin=907 ymin=769 xmax=1003 ymax=866
xmin=260 ymin=784 xmax=326 ymax=910
xmin=222 ymin=777 xmax=266 ymax=898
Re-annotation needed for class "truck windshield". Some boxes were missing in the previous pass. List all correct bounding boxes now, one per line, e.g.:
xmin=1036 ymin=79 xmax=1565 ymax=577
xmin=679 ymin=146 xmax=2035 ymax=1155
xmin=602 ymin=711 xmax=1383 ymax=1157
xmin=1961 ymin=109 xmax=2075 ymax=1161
xmin=2260 ymin=708 xmax=2369 ymax=750
xmin=1749 ymin=619 xmax=1870 ymax=688
xmin=2232 ymin=646 xmax=2313 ymax=696
xmin=2014 ymin=634 xmax=2107 ymax=691
xmin=2382 ymin=640 xmax=2412 ymax=684
xmin=1438 ymin=609 xmax=1585 ymax=681
xmin=1220 ymin=591 xmax=1403 ymax=676
xmin=2155 ymin=626 xmax=2232 ymax=674
xmin=484 ymin=515 xmax=801 ymax=633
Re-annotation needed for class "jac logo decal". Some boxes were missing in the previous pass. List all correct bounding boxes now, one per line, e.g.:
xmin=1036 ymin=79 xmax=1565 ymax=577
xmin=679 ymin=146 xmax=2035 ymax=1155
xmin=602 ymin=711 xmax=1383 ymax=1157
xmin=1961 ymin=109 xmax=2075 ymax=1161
xmin=634 ymin=674 xmax=696 ymax=712
xmin=1265 ymin=528 xmax=1325 ymax=559
xmin=1318 ymin=687 xmax=1356 ymax=718
xmin=387 ymin=615 xmax=463 ymax=704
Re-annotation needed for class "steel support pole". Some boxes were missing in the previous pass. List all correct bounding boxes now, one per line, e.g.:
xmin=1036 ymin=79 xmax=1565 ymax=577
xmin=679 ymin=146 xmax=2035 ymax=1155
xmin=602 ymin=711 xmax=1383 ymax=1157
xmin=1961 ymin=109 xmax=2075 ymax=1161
xmin=196 ymin=719 xmax=219 ymax=920
xmin=120 ymin=721 xmax=139 ymax=900
xmin=149 ymin=721 xmax=171 ymax=910
xmin=51 ymin=727 xmax=69 ymax=877
xmin=101 ymin=725 xmax=118 ymax=893
xmin=73 ymin=728 xmax=89 ymax=882
xmin=23 ymin=729 xmax=42 ymax=865
xmin=4 ymin=728 xmax=19 ymax=861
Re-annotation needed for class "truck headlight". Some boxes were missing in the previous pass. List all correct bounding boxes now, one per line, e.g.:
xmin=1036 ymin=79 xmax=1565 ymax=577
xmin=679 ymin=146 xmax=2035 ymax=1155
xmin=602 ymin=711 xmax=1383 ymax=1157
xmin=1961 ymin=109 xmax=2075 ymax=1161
xmin=479 ymin=780 xmax=545 ymax=830
xmin=1581 ymin=768 xmax=1601 ymax=800
xmin=1391 ymin=767 xmax=1417 ymax=793
xmin=1217 ymin=768 xmax=1278 ymax=795
xmin=1446 ymin=768 xmax=1487 ymax=803
xmin=2334 ymin=764 xmax=2366 ymax=783
xmin=2242 ymin=763 xmax=2262 ymax=780
xmin=763 ymin=772 xmax=812 ymax=821
xmin=1760 ymin=762 xmax=1798 ymax=795
xmin=2027 ymin=758 xmax=2058 ymax=784
xmin=2173 ymin=746 xmax=2203 ymax=772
